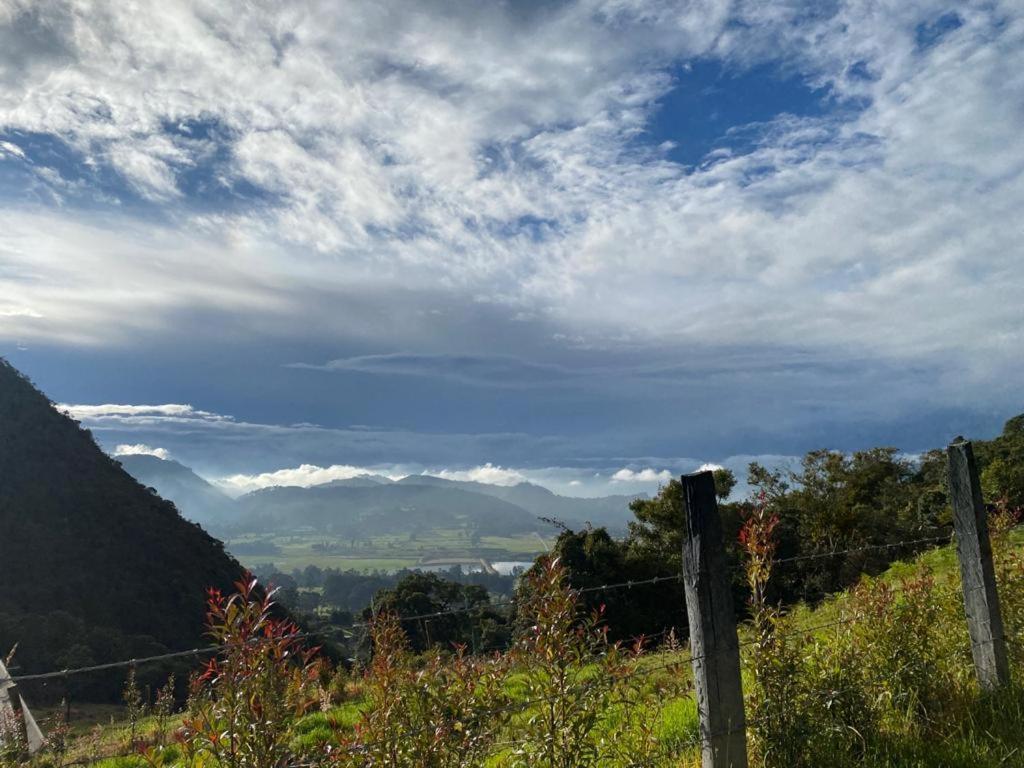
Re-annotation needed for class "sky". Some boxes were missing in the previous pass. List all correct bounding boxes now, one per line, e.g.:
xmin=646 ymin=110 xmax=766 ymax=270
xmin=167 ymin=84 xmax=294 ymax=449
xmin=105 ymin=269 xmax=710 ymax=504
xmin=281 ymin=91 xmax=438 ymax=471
xmin=0 ymin=0 xmax=1021 ymax=497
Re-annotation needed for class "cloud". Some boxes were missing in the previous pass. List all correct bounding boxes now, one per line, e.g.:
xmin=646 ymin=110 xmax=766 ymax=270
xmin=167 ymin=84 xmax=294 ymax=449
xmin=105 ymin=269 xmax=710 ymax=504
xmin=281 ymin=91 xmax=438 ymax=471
xmin=0 ymin=305 xmax=42 ymax=318
xmin=0 ymin=0 xmax=1017 ymax=384
xmin=611 ymin=467 xmax=673 ymax=483
xmin=213 ymin=459 xmax=747 ymax=498
xmin=0 ymin=140 xmax=25 ymax=159
xmin=113 ymin=443 xmax=170 ymax=459
xmin=218 ymin=463 xmax=402 ymax=495
xmin=2 ymin=0 xmax=1022 ymax=463
xmin=58 ymin=403 xmax=227 ymax=422
xmin=434 ymin=463 xmax=528 ymax=486
xmin=291 ymin=353 xmax=578 ymax=388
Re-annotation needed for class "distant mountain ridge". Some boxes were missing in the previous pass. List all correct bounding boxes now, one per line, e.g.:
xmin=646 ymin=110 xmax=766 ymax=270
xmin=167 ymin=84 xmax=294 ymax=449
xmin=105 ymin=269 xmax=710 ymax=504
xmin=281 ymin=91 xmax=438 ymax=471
xmin=117 ymin=453 xmax=237 ymax=529
xmin=234 ymin=481 xmax=541 ymax=536
xmin=394 ymin=474 xmax=643 ymax=529
xmin=114 ymin=457 xmax=645 ymax=537
xmin=229 ymin=473 xmax=643 ymax=536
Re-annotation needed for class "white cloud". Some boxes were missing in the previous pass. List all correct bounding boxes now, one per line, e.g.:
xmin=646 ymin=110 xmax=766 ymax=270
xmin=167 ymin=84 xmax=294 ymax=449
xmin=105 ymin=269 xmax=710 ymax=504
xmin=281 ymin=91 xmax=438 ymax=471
xmin=434 ymin=463 xmax=528 ymax=486
xmin=697 ymin=463 xmax=724 ymax=473
xmin=0 ymin=140 xmax=25 ymax=159
xmin=0 ymin=305 xmax=42 ymax=318
xmin=217 ymin=463 xmax=403 ymax=495
xmin=58 ymin=403 xmax=226 ymax=421
xmin=611 ymin=467 xmax=673 ymax=483
xmin=61 ymin=395 xmax=810 ymax=498
xmin=113 ymin=443 xmax=170 ymax=459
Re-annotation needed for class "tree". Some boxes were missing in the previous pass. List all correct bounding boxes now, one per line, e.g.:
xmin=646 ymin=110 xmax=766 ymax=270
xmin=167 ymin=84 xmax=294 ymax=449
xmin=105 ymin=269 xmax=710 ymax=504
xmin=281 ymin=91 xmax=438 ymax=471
xmin=369 ymin=572 xmax=506 ymax=652
xmin=977 ymin=413 xmax=1024 ymax=512
xmin=300 ymin=565 xmax=324 ymax=588
xmin=515 ymin=527 xmax=684 ymax=644
xmin=627 ymin=478 xmax=748 ymax=617
xmin=748 ymin=448 xmax=945 ymax=603
xmin=713 ymin=467 xmax=737 ymax=501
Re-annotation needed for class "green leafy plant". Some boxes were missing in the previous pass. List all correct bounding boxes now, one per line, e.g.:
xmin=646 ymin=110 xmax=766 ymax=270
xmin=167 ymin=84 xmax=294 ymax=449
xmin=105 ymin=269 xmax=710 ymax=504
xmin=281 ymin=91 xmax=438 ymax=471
xmin=333 ymin=611 xmax=510 ymax=767
xmin=179 ymin=576 xmax=321 ymax=768
xmin=502 ymin=556 xmax=632 ymax=768
xmin=122 ymin=666 xmax=145 ymax=751
xmin=740 ymin=494 xmax=808 ymax=767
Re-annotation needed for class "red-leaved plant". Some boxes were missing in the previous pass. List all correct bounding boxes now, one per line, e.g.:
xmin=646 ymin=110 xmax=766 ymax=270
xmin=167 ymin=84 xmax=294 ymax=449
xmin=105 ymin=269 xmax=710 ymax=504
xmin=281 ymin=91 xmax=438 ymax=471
xmin=174 ymin=576 xmax=321 ymax=768
xmin=740 ymin=493 xmax=809 ymax=767
xmin=332 ymin=610 xmax=511 ymax=767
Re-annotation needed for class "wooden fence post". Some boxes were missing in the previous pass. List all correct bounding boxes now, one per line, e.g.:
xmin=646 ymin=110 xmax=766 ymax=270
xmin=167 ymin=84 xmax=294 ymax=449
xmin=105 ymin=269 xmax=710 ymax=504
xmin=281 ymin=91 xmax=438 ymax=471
xmin=680 ymin=470 xmax=748 ymax=768
xmin=947 ymin=438 xmax=1011 ymax=690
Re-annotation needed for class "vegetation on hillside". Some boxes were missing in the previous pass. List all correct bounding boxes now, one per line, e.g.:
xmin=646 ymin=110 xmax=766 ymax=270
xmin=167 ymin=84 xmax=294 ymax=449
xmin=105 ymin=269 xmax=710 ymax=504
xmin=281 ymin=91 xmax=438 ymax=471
xmin=538 ymin=415 xmax=1024 ymax=645
xmin=13 ymin=521 xmax=1024 ymax=768
xmin=0 ymin=360 xmax=250 ymax=700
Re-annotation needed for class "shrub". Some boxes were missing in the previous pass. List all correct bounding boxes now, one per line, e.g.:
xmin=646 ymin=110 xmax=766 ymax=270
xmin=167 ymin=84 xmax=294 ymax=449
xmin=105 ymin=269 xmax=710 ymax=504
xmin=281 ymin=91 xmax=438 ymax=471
xmin=500 ymin=556 xmax=635 ymax=768
xmin=333 ymin=611 xmax=511 ymax=767
xmin=174 ymin=576 xmax=321 ymax=768
xmin=741 ymin=495 xmax=809 ymax=766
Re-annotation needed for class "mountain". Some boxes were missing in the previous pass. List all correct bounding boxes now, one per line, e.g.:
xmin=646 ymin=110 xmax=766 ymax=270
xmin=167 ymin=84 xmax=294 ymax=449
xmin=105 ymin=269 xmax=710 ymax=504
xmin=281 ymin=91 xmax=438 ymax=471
xmin=0 ymin=359 xmax=248 ymax=683
xmin=118 ymin=454 xmax=237 ymax=529
xmin=234 ymin=481 xmax=540 ymax=536
xmin=395 ymin=475 xmax=643 ymax=530
xmin=230 ymin=474 xmax=643 ymax=538
xmin=322 ymin=475 xmax=394 ymax=488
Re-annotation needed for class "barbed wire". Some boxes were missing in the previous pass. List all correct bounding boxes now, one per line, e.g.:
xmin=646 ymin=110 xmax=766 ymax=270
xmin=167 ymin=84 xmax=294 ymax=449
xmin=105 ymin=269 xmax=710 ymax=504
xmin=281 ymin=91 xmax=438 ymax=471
xmin=772 ymin=534 xmax=953 ymax=565
xmin=0 ymin=576 xmax=686 ymax=685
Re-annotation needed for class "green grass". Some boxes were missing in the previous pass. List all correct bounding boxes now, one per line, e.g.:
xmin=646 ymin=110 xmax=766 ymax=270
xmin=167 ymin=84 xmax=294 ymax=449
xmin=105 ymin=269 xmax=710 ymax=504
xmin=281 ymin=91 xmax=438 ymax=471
xmin=37 ymin=531 xmax=1024 ymax=767
xmin=290 ymin=702 xmax=366 ymax=754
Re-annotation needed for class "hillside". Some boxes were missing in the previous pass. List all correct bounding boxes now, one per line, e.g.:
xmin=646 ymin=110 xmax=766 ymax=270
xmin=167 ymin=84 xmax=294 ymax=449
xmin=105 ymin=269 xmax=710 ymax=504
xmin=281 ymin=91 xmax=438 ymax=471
xmin=48 ymin=527 xmax=1024 ymax=768
xmin=0 ymin=359 xmax=248 ymax=678
xmin=118 ymin=454 xmax=238 ymax=530
xmin=234 ymin=481 xmax=541 ymax=537
xmin=396 ymin=474 xmax=642 ymax=529
xmin=230 ymin=475 xmax=642 ymax=542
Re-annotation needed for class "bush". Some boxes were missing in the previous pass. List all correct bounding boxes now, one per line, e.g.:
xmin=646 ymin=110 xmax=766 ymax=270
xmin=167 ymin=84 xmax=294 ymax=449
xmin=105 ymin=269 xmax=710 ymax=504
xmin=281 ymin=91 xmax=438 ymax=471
xmin=169 ymin=577 xmax=322 ymax=768
xmin=333 ymin=611 xmax=511 ymax=767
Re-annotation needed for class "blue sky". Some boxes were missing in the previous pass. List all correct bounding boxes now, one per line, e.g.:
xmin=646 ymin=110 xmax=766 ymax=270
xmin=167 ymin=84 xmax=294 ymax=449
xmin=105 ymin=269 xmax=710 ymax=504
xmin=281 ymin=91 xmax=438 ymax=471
xmin=1 ymin=0 xmax=1021 ymax=496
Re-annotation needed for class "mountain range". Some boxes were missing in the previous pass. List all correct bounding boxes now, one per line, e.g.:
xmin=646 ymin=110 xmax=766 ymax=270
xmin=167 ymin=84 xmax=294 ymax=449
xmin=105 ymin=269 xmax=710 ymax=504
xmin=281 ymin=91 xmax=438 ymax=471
xmin=117 ymin=458 xmax=645 ymax=537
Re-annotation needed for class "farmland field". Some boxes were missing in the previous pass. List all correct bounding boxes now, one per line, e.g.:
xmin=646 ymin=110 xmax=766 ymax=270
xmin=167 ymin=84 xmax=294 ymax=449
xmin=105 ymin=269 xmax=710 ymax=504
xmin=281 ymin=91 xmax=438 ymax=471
xmin=225 ymin=529 xmax=548 ymax=573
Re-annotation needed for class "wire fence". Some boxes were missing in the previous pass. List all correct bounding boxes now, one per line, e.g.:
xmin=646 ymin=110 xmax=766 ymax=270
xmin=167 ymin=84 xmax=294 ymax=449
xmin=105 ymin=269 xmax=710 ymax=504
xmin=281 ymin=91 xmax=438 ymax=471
xmin=2 ymin=528 xmax=978 ymax=768
xmin=0 ymin=531 xmax=952 ymax=689
xmin=37 ymin=607 xmax=899 ymax=767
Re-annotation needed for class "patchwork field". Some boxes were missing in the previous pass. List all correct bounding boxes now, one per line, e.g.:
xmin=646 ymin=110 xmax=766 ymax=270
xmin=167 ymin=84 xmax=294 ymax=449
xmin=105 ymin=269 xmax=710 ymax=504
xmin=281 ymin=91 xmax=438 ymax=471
xmin=226 ymin=529 xmax=548 ymax=573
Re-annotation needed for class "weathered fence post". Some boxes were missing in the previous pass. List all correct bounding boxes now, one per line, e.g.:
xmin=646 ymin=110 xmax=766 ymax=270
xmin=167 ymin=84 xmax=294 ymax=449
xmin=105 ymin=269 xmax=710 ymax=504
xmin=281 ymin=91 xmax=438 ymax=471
xmin=680 ymin=470 xmax=748 ymax=768
xmin=947 ymin=438 xmax=1011 ymax=690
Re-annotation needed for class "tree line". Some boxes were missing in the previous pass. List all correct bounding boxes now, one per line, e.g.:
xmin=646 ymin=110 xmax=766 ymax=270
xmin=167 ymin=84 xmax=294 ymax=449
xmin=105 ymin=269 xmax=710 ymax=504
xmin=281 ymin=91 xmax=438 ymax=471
xmin=364 ymin=413 xmax=1024 ymax=651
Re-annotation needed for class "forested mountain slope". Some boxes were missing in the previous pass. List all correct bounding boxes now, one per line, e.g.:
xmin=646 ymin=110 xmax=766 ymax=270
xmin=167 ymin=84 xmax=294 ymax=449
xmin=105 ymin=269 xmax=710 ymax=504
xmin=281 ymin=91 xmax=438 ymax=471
xmin=0 ymin=359 xmax=248 ymax=677
xmin=118 ymin=453 xmax=237 ymax=529
xmin=234 ymin=481 xmax=541 ymax=536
